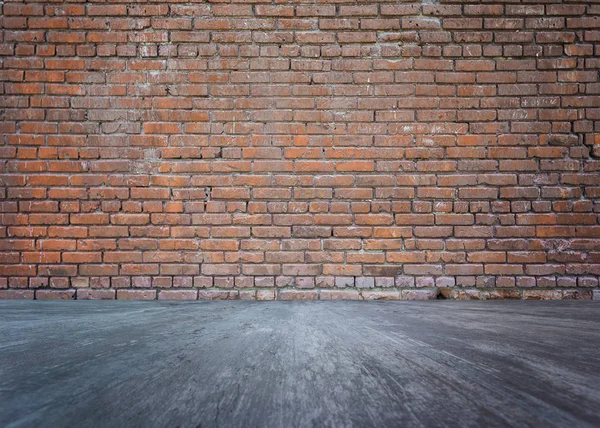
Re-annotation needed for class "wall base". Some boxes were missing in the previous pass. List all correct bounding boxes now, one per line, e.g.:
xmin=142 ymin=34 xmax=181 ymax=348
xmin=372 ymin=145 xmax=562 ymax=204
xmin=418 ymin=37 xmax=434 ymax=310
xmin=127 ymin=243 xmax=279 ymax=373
xmin=1 ymin=286 xmax=598 ymax=301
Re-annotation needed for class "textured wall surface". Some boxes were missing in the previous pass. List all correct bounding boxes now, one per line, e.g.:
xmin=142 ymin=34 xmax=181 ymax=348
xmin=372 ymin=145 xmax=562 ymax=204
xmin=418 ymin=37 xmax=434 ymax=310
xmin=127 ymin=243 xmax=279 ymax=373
xmin=1 ymin=0 xmax=600 ymax=301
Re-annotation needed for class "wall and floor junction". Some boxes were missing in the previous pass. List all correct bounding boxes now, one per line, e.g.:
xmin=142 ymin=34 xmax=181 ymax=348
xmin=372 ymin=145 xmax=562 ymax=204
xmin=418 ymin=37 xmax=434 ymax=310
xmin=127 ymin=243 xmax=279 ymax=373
xmin=1 ymin=0 xmax=600 ymax=300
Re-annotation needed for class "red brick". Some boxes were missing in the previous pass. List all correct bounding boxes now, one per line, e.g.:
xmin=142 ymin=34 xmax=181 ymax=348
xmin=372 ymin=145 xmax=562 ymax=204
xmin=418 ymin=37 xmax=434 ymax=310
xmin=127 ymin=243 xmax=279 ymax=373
xmin=0 ymin=3 xmax=596 ymax=301
xmin=158 ymin=290 xmax=197 ymax=300
xmin=77 ymin=289 xmax=115 ymax=300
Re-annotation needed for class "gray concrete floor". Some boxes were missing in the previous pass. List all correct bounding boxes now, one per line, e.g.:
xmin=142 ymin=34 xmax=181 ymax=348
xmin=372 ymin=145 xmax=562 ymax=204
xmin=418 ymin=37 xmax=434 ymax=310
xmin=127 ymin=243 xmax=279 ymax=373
xmin=0 ymin=301 xmax=599 ymax=427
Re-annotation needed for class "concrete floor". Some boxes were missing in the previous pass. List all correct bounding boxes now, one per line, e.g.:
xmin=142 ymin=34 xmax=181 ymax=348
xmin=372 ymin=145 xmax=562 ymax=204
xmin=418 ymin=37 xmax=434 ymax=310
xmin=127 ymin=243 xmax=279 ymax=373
xmin=0 ymin=302 xmax=599 ymax=428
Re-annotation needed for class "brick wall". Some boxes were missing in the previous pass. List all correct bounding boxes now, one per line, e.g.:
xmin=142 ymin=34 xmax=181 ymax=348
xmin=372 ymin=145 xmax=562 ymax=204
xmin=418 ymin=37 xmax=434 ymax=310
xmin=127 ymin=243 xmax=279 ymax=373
xmin=1 ymin=0 xmax=600 ymax=301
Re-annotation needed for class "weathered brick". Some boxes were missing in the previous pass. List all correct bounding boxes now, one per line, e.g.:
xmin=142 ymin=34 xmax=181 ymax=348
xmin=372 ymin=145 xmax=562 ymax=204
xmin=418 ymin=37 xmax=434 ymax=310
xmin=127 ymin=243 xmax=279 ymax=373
xmin=402 ymin=290 xmax=439 ymax=301
xmin=0 ymin=2 xmax=596 ymax=301
xmin=362 ymin=291 xmax=401 ymax=300
xmin=158 ymin=290 xmax=198 ymax=300
xmin=77 ymin=289 xmax=115 ymax=300
xmin=320 ymin=290 xmax=361 ymax=300
xmin=280 ymin=290 xmax=318 ymax=301
xmin=117 ymin=290 xmax=156 ymax=300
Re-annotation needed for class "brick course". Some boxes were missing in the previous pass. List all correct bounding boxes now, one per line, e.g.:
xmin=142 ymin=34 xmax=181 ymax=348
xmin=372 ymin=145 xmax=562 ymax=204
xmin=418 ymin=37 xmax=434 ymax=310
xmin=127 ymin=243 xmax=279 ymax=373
xmin=1 ymin=0 xmax=600 ymax=300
